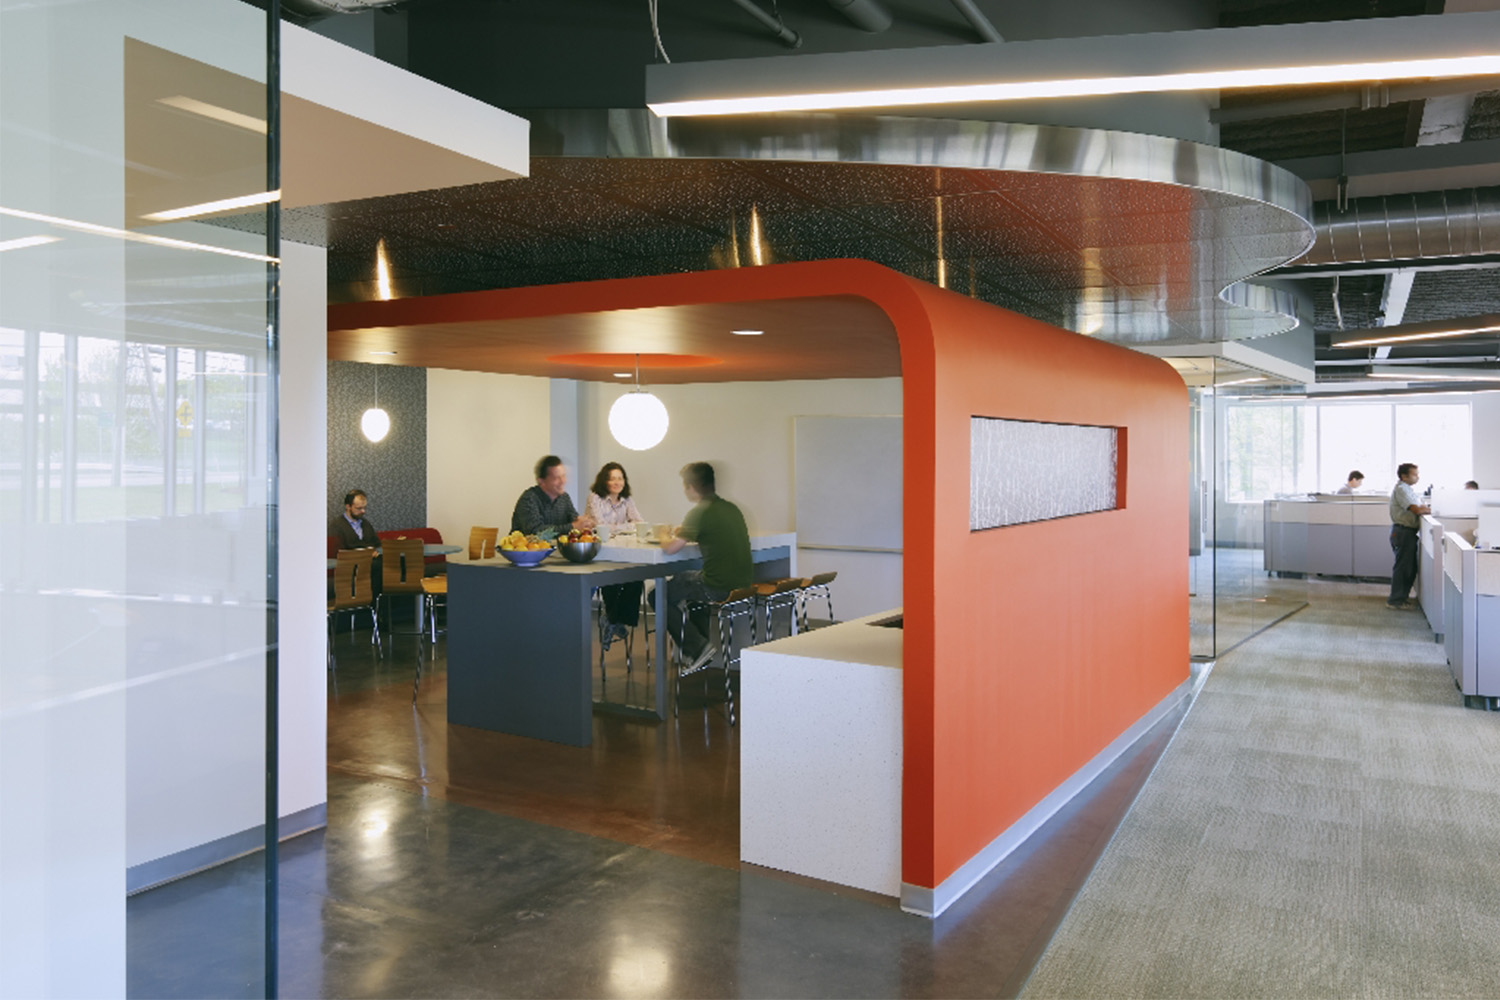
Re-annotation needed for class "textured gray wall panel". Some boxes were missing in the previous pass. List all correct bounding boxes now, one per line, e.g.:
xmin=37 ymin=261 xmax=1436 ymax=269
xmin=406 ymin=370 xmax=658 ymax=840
xmin=327 ymin=361 xmax=426 ymax=534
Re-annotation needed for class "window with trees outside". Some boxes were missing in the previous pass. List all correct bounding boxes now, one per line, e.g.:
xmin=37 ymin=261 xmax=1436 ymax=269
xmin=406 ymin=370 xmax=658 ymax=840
xmin=1224 ymin=399 xmax=1472 ymax=502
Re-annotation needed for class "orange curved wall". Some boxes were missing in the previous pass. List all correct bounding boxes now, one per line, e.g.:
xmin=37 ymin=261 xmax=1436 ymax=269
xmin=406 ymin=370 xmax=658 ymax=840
xmin=329 ymin=259 xmax=1189 ymax=893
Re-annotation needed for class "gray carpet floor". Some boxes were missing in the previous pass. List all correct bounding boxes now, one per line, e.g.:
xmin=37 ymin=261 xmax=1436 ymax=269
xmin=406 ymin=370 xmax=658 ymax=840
xmin=1021 ymin=579 xmax=1500 ymax=999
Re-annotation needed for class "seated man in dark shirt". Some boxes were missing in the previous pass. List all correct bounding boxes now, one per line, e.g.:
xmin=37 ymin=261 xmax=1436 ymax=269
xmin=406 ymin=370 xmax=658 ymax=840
xmin=329 ymin=488 xmax=380 ymax=597
xmin=330 ymin=489 xmax=380 ymax=552
xmin=511 ymin=455 xmax=596 ymax=537
xmin=660 ymin=461 xmax=752 ymax=667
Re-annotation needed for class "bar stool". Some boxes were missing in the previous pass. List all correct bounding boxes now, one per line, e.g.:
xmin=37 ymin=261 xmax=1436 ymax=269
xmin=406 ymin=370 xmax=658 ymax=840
xmin=678 ymin=586 xmax=757 ymax=726
xmin=752 ymin=578 xmax=803 ymax=641
xmin=797 ymin=571 xmax=838 ymax=631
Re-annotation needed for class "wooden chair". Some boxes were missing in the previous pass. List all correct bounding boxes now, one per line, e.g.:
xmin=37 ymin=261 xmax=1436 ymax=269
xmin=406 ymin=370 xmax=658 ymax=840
xmin=752 ymin=577 xmax=803 ymax=641
xmin=327 ymin=549 xmax=379 ymax=665
xmin=468 ymin=525 xmax=500 ymax=560
xmin=797 ymin=571 xmax=838 ymax=631
xmin=678 ymin=586 xmax=758 ymax=726
xmin=377 ymin=537 xmax=427 ymax=633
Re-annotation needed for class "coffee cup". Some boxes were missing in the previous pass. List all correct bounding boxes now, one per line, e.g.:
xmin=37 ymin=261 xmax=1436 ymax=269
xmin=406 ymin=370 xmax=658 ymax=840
xmin=636 ymin=522 xmax=652 ymax=541
xmin=654 ymin=523 xmax=673 ymax=543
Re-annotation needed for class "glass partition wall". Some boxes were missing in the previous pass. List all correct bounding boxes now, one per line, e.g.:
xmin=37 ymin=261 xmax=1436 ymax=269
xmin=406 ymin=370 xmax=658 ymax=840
xmin=1 ymin=2 xmax=277 ymax=996
xmin=1181 ymin=359 xmax=1310 ymax=659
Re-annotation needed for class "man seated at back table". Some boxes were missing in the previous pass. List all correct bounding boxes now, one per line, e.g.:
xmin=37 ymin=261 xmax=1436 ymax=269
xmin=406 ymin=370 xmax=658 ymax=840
xmin=660 ymin=461 xmax=752 ymax=670
xmin=511 ymin=455 xmax=595 ymax=537
xmin=329 ymin=488 xmax=381 ymax=596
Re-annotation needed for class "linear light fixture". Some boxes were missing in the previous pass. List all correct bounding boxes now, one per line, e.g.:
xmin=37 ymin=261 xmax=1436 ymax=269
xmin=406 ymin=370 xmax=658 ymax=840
xmin=646 ymin=11 xmax=1500 ymax=117
xmin=0 ymin=205 xmax=277 ymax=264
xmin=0 ymin=235 xmax=60 ymax=253
xmin=156 ymin=95 xmax=268 ymax=135
xmin=141 ymin=189 xmax=280 ymax=222
xmin=1331 ymin=315 xmax=1500 ymax=349
xmin=1367 ymin=366 xmax=1500 ymax=381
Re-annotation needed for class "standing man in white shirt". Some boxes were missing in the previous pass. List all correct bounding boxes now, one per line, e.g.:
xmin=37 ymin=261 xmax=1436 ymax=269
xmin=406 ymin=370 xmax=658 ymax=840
xmin=1387 ymin=463 xmax=1430 ymax=609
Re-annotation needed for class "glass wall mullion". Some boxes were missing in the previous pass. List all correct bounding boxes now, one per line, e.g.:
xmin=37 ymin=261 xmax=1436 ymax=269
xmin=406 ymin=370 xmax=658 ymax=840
xmin=21 ymin=328 xmax=38 ymax=524
xmin=193 ymin=351 xmax=206 ymax=514
xmin=163 ymin=346 xmax=177 ymax=517
xmin=62 ymin=333 xmax=77 ymax=522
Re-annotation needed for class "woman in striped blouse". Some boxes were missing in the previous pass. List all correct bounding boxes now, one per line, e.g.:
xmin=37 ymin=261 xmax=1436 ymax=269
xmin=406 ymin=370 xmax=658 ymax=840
xmin=588 ymin=462 xmax=646 ymax=647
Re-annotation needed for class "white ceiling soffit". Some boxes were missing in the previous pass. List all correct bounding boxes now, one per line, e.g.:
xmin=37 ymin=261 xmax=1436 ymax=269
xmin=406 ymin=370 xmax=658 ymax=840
xmin=1135 ymin=338 xmax=1316 ymax=386
xmin=124 ymin=26 xmax=528 ymax=227
xmin=281 ymin=24 xmax=528 ymax=208
xmin=645 ymin=11 xmax=1500 ymax=117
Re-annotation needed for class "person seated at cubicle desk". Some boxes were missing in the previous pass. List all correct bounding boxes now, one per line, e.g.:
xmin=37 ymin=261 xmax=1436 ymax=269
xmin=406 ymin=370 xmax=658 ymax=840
xmin=1336 ymin=470 xmax=1364 ymax=495
xmin=1466 ymin=480 xmax=1480 ymax=490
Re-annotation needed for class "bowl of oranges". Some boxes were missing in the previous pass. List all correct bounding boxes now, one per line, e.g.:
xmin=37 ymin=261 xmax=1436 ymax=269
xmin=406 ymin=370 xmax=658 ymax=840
xmin=497 ymin=531 xmax=554 ymax=567
xmin=557 ymin=528 xmax=601 ymax=563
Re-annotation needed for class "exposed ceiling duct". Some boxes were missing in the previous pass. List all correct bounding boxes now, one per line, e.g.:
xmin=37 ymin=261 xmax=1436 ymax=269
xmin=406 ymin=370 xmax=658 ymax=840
xmin=825 ymin=0 xmax=892 ymax=33
xmin=1299 ymin=187 xmax=1500 ymax=267
xmin=949 ymin=0 xmax=1003 ymax=43
xmin=728 ymin=0 xmax=801 ymax=47
xmin=283 ymin=0 xmax=403 ymax=15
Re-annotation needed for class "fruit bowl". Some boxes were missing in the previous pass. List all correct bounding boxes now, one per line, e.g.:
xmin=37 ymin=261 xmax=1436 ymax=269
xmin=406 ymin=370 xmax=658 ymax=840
xmin=498 ymin=546 xmax=553 ymax=567
xmin=557 ymin=540 xmax=600 ymax=563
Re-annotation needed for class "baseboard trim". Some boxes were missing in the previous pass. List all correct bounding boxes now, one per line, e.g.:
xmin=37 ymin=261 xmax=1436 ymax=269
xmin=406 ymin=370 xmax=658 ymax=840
xmin=900 ymin=678 xmax=1192 ymax=919
xmin=126 ymin=802 xmax=327 ymax=896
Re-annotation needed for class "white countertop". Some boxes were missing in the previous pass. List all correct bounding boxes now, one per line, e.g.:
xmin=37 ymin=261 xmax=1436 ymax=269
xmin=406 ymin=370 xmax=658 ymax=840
xmin=750 ymin=608 xmax=903 ymax=670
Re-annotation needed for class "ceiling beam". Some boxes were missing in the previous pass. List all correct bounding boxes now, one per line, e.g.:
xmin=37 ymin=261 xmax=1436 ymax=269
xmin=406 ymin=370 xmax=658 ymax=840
xmin=1211 ymin=76 xmax=1500 ymax=124
xmin=1274 ymin=137 xmax=1500 ymax=200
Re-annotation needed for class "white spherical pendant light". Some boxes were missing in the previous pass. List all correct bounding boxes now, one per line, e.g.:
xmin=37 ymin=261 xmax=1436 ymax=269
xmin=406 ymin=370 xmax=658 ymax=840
xmin=609 ymin=390 xmax=668 ymax=451
xmin=361 ymin=407 xmax=391 ymax=442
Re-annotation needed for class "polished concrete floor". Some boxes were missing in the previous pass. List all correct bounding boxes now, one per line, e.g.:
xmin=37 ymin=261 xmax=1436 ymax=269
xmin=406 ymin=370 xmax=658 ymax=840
xmin=127 ymin=625 xmax=1192 ymax=998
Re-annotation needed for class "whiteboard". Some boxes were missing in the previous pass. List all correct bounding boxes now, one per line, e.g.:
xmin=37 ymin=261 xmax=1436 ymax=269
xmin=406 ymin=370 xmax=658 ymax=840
xmin=794 ymin=416 xmax=902 ymax=551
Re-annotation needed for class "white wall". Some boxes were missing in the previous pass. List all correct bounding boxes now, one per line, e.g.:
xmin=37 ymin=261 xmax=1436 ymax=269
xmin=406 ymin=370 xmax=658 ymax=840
xmin=1472 ymin=392 xmax=1500 ymax=490
xmin=280 ymin=240 xmax=328 ymax=823
xmin=578 ymin=378 xmax=905 ymax=620
xmin=426 ymin=369 xmax=552 ymax=545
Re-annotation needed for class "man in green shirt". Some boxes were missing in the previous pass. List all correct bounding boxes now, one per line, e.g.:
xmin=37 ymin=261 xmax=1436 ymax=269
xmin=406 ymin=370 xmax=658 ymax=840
xmin=661 ymin=461 xmax=752 ymax=667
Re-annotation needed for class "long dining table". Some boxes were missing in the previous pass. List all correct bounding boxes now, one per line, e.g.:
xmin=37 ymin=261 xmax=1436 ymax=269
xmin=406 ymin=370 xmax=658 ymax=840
xmin=445 ymin=532 xmax=795 ymax=746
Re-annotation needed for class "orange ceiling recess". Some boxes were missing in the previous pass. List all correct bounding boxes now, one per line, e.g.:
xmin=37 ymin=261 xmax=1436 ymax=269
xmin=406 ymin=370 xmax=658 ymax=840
xmin=326 ymin=265 xmax=901 ymax=383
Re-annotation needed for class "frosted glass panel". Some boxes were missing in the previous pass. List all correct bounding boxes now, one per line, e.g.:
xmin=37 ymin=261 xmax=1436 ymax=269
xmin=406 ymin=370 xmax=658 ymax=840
xmin=970 ymin=417 xmax=1118 ymax=530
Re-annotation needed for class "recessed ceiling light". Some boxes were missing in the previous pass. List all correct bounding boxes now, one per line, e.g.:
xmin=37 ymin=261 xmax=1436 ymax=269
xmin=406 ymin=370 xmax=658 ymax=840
xmin=369 ymin=351 xmax=398 ymax=356
xmin=614 ymin=372 xmax=632 ymax=378
xmin=732 ymin=329 xmax=764 ymax=336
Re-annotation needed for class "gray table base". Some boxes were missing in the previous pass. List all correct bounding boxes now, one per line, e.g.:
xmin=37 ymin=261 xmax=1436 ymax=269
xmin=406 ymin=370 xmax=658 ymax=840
xmin=447 ymin=547 xmax=791 ymax=746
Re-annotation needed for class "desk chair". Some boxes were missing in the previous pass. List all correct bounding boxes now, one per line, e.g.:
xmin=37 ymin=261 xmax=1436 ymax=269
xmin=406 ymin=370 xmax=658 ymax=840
xmin=377 ymin=537 xmax=426 ymax=633
xmin=327 ymin=549 xmax=379 ymax=666
xmin=678 ymin=586 xmax=757 ymax=726
xmin=468 ymin=525 xmax=499 ymax=560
